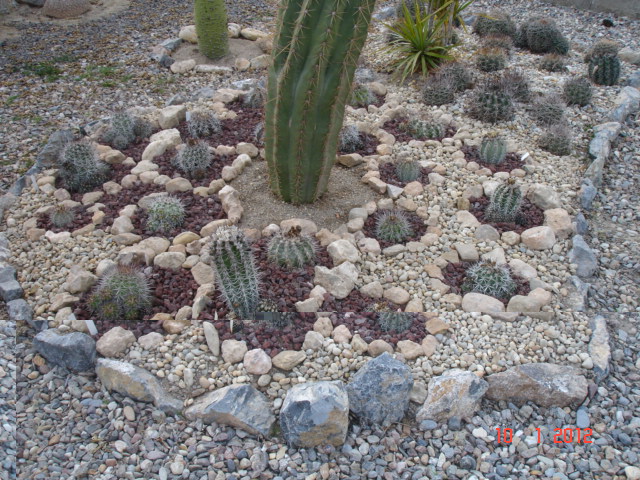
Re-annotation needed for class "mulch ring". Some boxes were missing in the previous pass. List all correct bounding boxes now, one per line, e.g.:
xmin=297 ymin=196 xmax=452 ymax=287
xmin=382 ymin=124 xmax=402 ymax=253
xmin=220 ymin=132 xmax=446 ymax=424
xmin=442 ymin=262 xmax=531 ymax=305
xmin=382 ymin=118 xmax=457 ymax=143
xmin=378 ymin=161 xmax=432 ymax=188
xmin=338 ymin=132 xmax=380 ymax=157
xmin=362 ymin=210 xmax=427 ymax=249
xmin=36 ymin=204 xmax=94 ymax=233
xmin=73 ymin=266 xmax=200 ymax=340
xmin=468 ymin=196 xmax=544 ymax=235
xmin=461 ymin=145 xmax=525 ymax=174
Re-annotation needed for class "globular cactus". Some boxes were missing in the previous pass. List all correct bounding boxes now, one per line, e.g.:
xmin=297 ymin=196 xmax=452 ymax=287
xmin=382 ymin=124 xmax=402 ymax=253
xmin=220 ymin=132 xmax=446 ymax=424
xmin=194 ymin=0 xmax=229 ymax=60
xmin=584 ymin=39 xmax=619 ymax=63
xmin=530 ymin=94 xmax=566 ymax=126
xmin=468 ymin=84 xmax=515 ymax=123
xmin=485 ymin=179 xmax=522 ymax=223
xmin=461 ymin=260 xmax=517 ymax=299
xmin=539 ymin=124 xmax=572 ymax=156
xmin=339 ymin=124 xmax=365 ymax=153
xmin=49 ymin=205 xmax=75 ymax=228
xmin=476 ymin=48 xmax=507 ymax=72
xmin=473 ymin=10 xmax=517 ymax=38
xmin=377 ymin=310 xmax=413 ymax=332
xmin=437 ymin=62 xmax=473 ymax=92
xmin=267 ymin=225 xmax=317 ymax=269
xmin=264 ymin=0 xmax=377 ymax=204
xmin=174 ymin=139 xmax=213 ymax=179
xmin=481 ymin=34 xmax=514 ymax=55
xmin=255 ymin=299 xmax=296 ymax=328
xmin=498 ymin=69 xmax=531 ymax=102
xmin=422 ymin=74 xmax=456 ymax=106
xmin=349 ymin=83 xmax=377 ymax=108
xmin=187 ymin=110 xmax=222 ymax=138
xmin=146 ymin=196 xmax=186 ymax=233
xmin=517 ymin=17 xmax=569 ymax=55
xmin=479 ymin=134 xmax=508 ymax=165
xmin=588 ymin=55 xmax=621 ymax=86
xmin=539 ymin=53 xmax=567 ymax=72
xmin=375 ymin=210 xmax=413 ymax=243
xmin=209 ymin=226 xmax=261 ymax=319
xmin=102 ymin=111 xmax=152 ymax=150
xmin=243 ymin=81 xmax=267 ymax=109
xmin=57 ymin=140 xmax=111 ymax=193
xmin=88 ymin=264 xmax=152 ymax=322
xmin=563 ymin=77 xmax=593 ymax=106
xmin=401 ymin=119 xmax=444 ymax=140
xmin=395 ymin=158 xmax=421 ymax=183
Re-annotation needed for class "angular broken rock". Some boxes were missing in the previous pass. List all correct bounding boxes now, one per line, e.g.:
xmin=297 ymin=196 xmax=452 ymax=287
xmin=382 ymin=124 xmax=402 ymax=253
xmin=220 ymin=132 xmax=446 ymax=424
xmin=96 ymin=326 xmax=136 ymax=358
xmin=280 ymin=381 xmax=349 ymax=447
xmin=96 ymin=358 xmax=182 ymax=413
xmin=588 ymin=316 xmax=610 ymax=382
xmin=184 ymin=384 xmax=275 ymax=436
xmin=33 ymin=329 xmax=96 ymax=372
xmin=346 ymin=352 xmax=413 ymax=426
xmin=485 ymin=363 xmax=588 ymax=407
xmin=416 ymin=369 xmax=488 ymax=425
xmin=313 ymin=262 xmax=358 ymax=299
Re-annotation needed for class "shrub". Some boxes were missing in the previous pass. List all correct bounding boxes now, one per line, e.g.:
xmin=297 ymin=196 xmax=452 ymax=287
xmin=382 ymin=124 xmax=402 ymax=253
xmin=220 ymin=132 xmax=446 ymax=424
xmin=377 ymin=311 xmax=413 ymax=332
xmin=400 ymin=119 xmax=444 ymax=139
xmin=468 ymin=83 xmax=515 ymax=123
xmin=57 ymin=140 xmax=111 ymax=193
xmin=49 ymin=205 xmax=75 ymax=228
xmin=563 ymin=77 xmax=593 ymax=106
xmin=146 ymin=196 xmax=185 ymax=233
xmin=498 ymin=69 xmax=531 ymax=102
xmin=187 ymin=110 xmax=222 ymax=138
xmin=530 ymin=94 xmax=566 ymax=126
xmin=516 ymin=17 xmax=569 ymax=55
xmin=476 ymin=47 xmax=507 ymax=72
xmin=539 ymin=124 xmax=572 ymax=156
xmin=395 ymin=158 xmax=422 ymax=183
xmin=588 ymin=55 xmax=621 ymax=86
xmin=539 ymin=53 xmax=567 ymax=72
xmin=485 ymin=179 xmax=522 ymax=223
xmin=375 ymin=210 xmax=413 ymax=243
xmin=88 ymin=264 xmax=152 ymax=322
xmin=267 ymin=225 xmax=317 ymax=269
xmin=102 ymin=111 xmax=152 ymax=150
xmin=473 ymin=10 xmax=516 ymax=38
xmin=173 ymin=139 xmax=213 ymax=179
xmin=479 ymin=134 xmax=507 ymax=165
xmin=339 ymin=124 xmax=365 ymax=153
xmin=461 ymin=260 xmax=517 ymax=299
xmin=422 ymin=73 xmax=456 ymax=106
xmin=437 ymin=61 xmax=473 ymax=91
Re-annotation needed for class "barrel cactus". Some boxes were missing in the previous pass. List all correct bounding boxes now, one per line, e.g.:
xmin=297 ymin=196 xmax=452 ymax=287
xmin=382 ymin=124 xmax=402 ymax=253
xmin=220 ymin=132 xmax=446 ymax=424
xmin=102 ymin=111 xmax=152 ymax=150
xmin=395 ymin=158 xmax=421 ymax=183
xmin=174 ymin=139 xmax=212 ymax=179
xmin=539 ymin=53 xmax=567 ymax=72
xmin=468 ymin=84 xmax=515 ymax=123
xmin=49 ymin=205 xmax=75 ymax=228
xmin=350 ymin=83 xmax=377 ymax=108
xmin=481 ymin=34 xmax=514 ymax=55
xmin=485 ymin=179 xmax=522 ymax=223
xmin=588 ymin=55 xmax=621 ymax=86
xmin=194 ymin=0 xmax=229 ymax=60
xmin=339 ymin=124 xmax=365 ymax=153
xmin=530 ymin=94 xmax=566 ymax=126
xmin=422 ymin=74 xmax=456 ymax=106
xmin=563 ymin=77 xmax=592 ymax=106
xmin=461 ymin=260 xmax=517 ymax=299
xmin=187 ymin=110 xmax=222 ymax=138
xmin=267 ymin=225 xmax=317 ymax=269
xmin=146 ymin=196 xmax=186 ymax=233
xmin=401 ymin=119 xmax=444 ymax=140
xmin=539 ymin=124 xmax=572 ymax=156
xmin=473 ymin=10 xmax=516 ymax=38
xmin=479 ymin=135 xmax=508 ymax=165
xmin=57 ymin=140 xmax=111 ymax=193
xmin=476 ymin=48 xmax=507 ymax=72
xmin=375 ymin=210 xmax=413 ymax=243
xmin=437 ymin=62 xmax=473 ymax=92
xmin=377 ymin=311 xmax=413 ymax=332
xmin=516 ymin=17 xmax=569 ymax=55
xmin=584 ymin=39 xmax=619 ymax=63
xmin=264 ymin=0 xmax=377 ymax=204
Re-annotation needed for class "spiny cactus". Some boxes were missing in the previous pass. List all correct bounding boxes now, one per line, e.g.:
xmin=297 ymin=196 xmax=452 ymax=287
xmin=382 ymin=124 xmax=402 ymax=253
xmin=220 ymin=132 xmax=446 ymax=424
xmin=400 ymin=119 xmax=444 ymax=140
xmin=88 ymin=264 xmax=152 ymax=322
xmin=530 ymin=94 xmax=566 ymax=126
xmin=350 ymin=83 xmax=377 ymax=108
xmin=481 ymin=34 xmax=514 ymax=55
xmin=57 ymin=140 xmax=111 ymax=194
xmin=476 ymin=48 xmax=507 ymax=72
xmin=539 ymin=124 xmax=572 ymax=156
xmin=498 ymin=70 xmax=531 ymax=102
xmin=339 ymin=124 xmax=365 ymax=153
xmin=187 ymin=110 xmax=222 ymax=138
xmin=102 ymin=111 xmax=152 ymax=150
xmin=209 ymin=226 xmax=261 ymax=319
xmin=174 ymin=139 xmax=213 ymax=179
xmin=49 ymin=205 xmax=75 ymax=228
xmin=468 ymin=84 xmax=515 ymax=123
xmin=563 ymin=77 xmax=593 ymax=106
xmin=377 ymin=310 xmax=413 ymax=332
xmin=395 ymin=158 xmax=421 ymax=183
xmin=485 ymin=179 xmax=522 ymax=223
xmin=255 ymin=299 xmax=296 ymax=328
xmin=243 ymin=82 xmax=267 ymax=109
xmin=437 ymin=62 xmax=473 ymax=92
xmin=394 ymin=0 xmax=427 ymax=20
xmin=539 ymin=53 xmax=567 ymax=72
xmin=473 ymin=10 xmax=517 ymax=38
xmin=517 ymin=17 xmax=569 ymax=55
xmin=146 ymin=196 xmax=186 ymax=233
xmin=194 ymin=0 xmax=229 ymax=60
xmin=375 ymin=210 xmax=413 ymax=243
xmin=422 ymin=74 xmax=456 ymax=106
xmin=267 ymin=225 xmax=317 ymax=269
xmin=588 ymin=55 xmax=621 ymax=86
xmin=461 ymin=260 xmax=517 ymax=299
xmin=479 ymin=134 xmax=508 ymax=165
xmin=584 ymin=39 xmax=619 ymax=63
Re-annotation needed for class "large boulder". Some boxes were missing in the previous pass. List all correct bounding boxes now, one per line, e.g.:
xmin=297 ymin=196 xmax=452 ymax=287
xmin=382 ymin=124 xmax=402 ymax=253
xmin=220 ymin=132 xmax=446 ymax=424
xmin=33 ymin=329 xmax=96 ymax=372
xmin=42 ymin=0 xmax=91 ymax=18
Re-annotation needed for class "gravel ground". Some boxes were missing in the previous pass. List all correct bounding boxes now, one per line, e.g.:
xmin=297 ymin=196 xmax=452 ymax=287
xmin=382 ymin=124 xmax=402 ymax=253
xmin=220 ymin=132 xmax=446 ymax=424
xmin=0 ymin=305 xmax=17 ymax=480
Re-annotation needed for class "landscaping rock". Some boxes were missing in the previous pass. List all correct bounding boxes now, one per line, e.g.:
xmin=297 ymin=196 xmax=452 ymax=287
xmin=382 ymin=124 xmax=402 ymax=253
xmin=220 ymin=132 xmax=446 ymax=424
xmin=158 ymin=105 xmax=187 ymax=129
xmin=589 ymin=315 xmax=610 ymax=382
xmin=568 ymin=235 xmax=598 ymax=278
xmin=243 ymin=349 xmax=272 ymax=375
xmin=332 ymin=324 xmax=352 ymax=344
xmin=461 ymin=293 xmax=505 ymax=313
xmin=396 ymin=340 xmax=424 ymax=360
xmin=42 ymin=0 xmax=90 ymax=18
xmin=544 ymin=208 xmax=573 ymax=240
xmin=527 ymin=184 xmax=561 ymax=210
xmin=203 ymin=321 xmax=220 ymax=356
xmin=138 ymin=332 xmax=164 ymax=350
xmin=302 ymin=331 xmax=324 ymax=351
xmin=221 ymin=339 xmax=247 ymax=364
xmin=475 ymin=224 xmax=500 ymax=242
xmin=454 ymin=242 xmax=479 ymax=262
xmin=96 ymin=326 xmax=136 ymax=358
xmin=327 ymin=239 xmax=359 ymax=265
xmin=520 ymin=226 xmax=556 ymax=250
xmin=33 ymin=330 xmax=96 ymax=372
xmin=313 ymin=262 xmax=358 ymax=299
xmin=65 ymin=266 xmax=97 ymax=294
xmin=272 ymin=350 xmax=306 ymax=371
xmin=368 ymin=339 xmax=393 ymax=357
xmin=383 ymin=286 xmax=410 ymax=305
xmin=153 ymin=251 xmax=186 ymax=271
xmin=178 ymin=25 xmax=197 ymax=43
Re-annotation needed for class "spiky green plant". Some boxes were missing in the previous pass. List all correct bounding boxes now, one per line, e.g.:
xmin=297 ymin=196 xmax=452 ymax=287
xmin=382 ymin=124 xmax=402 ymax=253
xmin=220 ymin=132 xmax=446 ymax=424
xmin=146 ymin=196 xmax=186 ymax=234
xmin=584 ymin=39 xmax=619 ymax=63
xmin=539 ymin=53 xmax=567 ymax=72
xmin=349 ymin=84 xmax=377 ymax=108
xmin=267 ymin=225 xmax=317 ymax=269
xmin=563 ymin=77 xmax=592 ymax=106
xmin=473 ymin=10 xmax=516 ymax=38
xmin=339 ymin=124 xmax=365 ymax=153
xmin=377 ymin=311 xmax=413 ymax=332
xmin=468 ymin=83 xmax=515 ymax=123
xmin=498 ymin=69 xmax=530 ymax=102
xmin=187 ymin=110 xmax=222 ymax=138
xmin=49 ymin=205 xmax=75 ymax=228
xmin=479 ymin=134 xmax=507 ymax=165
xmin=395 ymin=158 xmax=421 ymax=183
xmin=102 ymin=111 xmax=152 ymax=150
xmin=422 ymin=73 xmax=456 ymax=106
xmin=539 ymin=124 xmax=572 ymax=156
xmin=394 ymin=0 xmax=427 ymax=19
xmin=264 ymin=0 xmax=377 ymax=205
xmin=209 ymin=226 xmax=261 ymax=319
xmin=375 ymin=210 xmax=413 ymax=243
xmin=88 ymin=264 xmax=152 ymax=322
xmin=476 ymin=47 xmax=507 ymax=72
xmin=401 ymin=119 xmax=444 ymax=139
xmin=530 ymin=94 xmax=566 ymax=126
xmin=174 ymin=139 xmax=212 ymax=179
xmin=485 ymin=179 xmax=522 ymax=223
xmin=437 ymin=61 xmax=473 ymax=91
xmin=255 ymin=299 xmax=296 ymax=328
xmin=194 ymin=0 xmax=229 ymax=60
xmin=588 ymin=55 xmax=621 ymax=86
xmin=461 ymin=260 xmax=517 ymax=299
xmin=57 ymin=140 xmax=111 ymax=194
xmin=516 ymin=17 xmax=569 ymax=55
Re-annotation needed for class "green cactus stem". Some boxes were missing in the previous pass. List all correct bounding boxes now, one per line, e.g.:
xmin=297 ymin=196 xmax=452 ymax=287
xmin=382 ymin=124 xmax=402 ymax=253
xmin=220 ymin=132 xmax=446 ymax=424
xmin=194 ymin=0 xmax=229 ymax=60
xmin=485 ymin=179 xmax=522 ymax=223
xmin=588 ymin=55 xmax=621 ymax=86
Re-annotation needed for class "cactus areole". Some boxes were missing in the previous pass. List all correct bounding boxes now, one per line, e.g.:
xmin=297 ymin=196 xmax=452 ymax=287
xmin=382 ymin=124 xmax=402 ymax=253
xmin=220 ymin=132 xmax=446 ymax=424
xmin=265 ymin=0 xmax=377 ymax=204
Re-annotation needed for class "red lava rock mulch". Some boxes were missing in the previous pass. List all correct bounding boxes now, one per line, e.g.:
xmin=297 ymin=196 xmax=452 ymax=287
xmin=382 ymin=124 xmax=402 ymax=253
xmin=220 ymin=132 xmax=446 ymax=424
xmin=461 ymin=145 xmax=525 ymax=174
xmin=362 ymin=210 xmax=428 ymax=249
xmin=325 ymin=311 xmax=428 ymax=346
xmin=338 ymin=132 xmax=380 ymax=157
xmin=442 ymin=262 xmax=531 ymax=305
xmin=378 ymin=161 xmax=433 ymax=188
xmin=36 ymin=205 xmax=94 ymax=233
xmin=468 ymin=196 xmax=544 ymax=235
xmin=382 ymin=118 xmax=457 ymax=144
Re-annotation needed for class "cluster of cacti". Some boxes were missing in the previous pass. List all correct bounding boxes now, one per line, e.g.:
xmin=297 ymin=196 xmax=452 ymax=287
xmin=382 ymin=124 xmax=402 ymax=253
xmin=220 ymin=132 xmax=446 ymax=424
xmin=187 ymin=110 xmax=222 ymax=138
xmin=515 ymin=17 xmax=569 ymax=55
xmin=102 ymin=111 xmax=153 ymax=150
xmin=479 ymin=134 xmax=508 ymax=165
xmin=49 ymin=205 xmax=75 ymax=228
xmin=339 ymin=124 xmax=365 ymax=153
xmin=264 ymin=0 xmax=377 ymax=204
xmin=539 ymin=53 xmax=567 ymax=72
xmin=401 ymin=119 xmax=444 ymax=140
xmin=146 ymin=196 xmax=186 ymax=233
xmin=88 ymin=264 xmax=152 ymax=322
xmin=476 ymin=47 xmax=507 ymax=72
xmin=461 ymin=260 xmax=517 ymax=299
xmin=485 ymin=179 xmax=522 ymax=223
xmin=57 ymin=140 xmax=111 ymax=193
xmin=173 ymin=139 xmax=213 ymax=179
xmin=482 ymin=34 xmax=514 ymax=54
xmin=194 ymin=0 xmax=229 ymax=60
xmin=498 ymin=70 xmax=531 ymax=102
xmin=437 ymin=62 xmax=473 ymax=92
xmin=375 ymin=210 xmax=413 ymax=243
xmin=588 ymin=54 xmax=621 ymax=86
xmin=267 ymin=225 xmax=317 ymax=269
xmin=563 ymin=77 xmax=593 ymax=106
xmin=468 ymin=83 xmax=515 ymax=123
xmin=210 ymin=226 xmax=261 ymax=319
xmin=422 ymin=74 xmax=456 ymax=106
xmin=473 ymin=10 xmax=517 ymax=38
xmin=255 ymin=299 xmax=296 ymax=328
xmin=584 ymin=39 xmax=619 ymax=62
xmin=530 ymin=94 xmax=566 ymax=126
xmin=377 ymin=311 xmax=413 ymax=333
xmin=395 ymin=158 xmax=421 ymax=183
xmin=349 ymin=83 xmax=377 ymax=108
xmin=539 ymin=124 xmax=572 ymax=156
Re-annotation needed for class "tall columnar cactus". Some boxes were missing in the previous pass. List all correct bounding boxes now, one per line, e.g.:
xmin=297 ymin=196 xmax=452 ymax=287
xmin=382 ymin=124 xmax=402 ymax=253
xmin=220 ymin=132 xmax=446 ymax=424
xmin=588 ymin=55 xmax=621 ymax=86
xmin=479 ymin=135 xmax=507 ymax=165
xmin=194 ymin=0 xmax=229 ymax=60
xmin=485 ymin=179 xmax=522 ymax=223
xmin=209 ymin=226 xmax=261 ymax=319
xmin=265 ymin=0 xmax=377 ymax=204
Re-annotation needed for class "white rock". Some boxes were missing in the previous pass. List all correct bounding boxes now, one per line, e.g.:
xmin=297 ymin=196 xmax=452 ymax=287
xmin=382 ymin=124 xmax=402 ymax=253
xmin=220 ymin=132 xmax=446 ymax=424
xmin=327 ymin=239 xmax=360 ymax=265
xmin=521 ymin=226 xmax=556 ymax=250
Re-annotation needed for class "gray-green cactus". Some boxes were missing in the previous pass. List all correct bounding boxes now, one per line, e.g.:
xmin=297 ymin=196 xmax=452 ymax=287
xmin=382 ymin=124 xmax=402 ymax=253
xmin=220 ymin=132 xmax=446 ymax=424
xmin=479 ymin=135 xmax=507 ymax=165
xmin=174 ymin=139 xmax=212 ymax=178
xmin=102 ymin=111 xmax=152 ymax=150
xmin=57 ymin=140 xmax=111 ymax=193
xmin=267 ymin=225 xmax=317 ymax=269
xmin=49 ymin=205 xmax=75 ymax=228
xmin=485 ymin=179 xmax=522 ymax=223
xmin=395 ymin=158 xmax=421 ymax=183
xmin=194 ymin=0 xmax=229 ymax=60
xmin=401 ymin=119 xmax=444 ymax=140
xmin=588 ymin=55 xmax=621 ymax=86
xmin=187 ymin=110 xmax=222 ymax=138
xmin=375 ymin=210 xmax=413 ymax=243
xmin=563 ymin=77 xmax=592 ymax=106
xmin=461 ymin=260 xmax=517 ymax=299
xmin=146 ymin=196 xmax=186 ymax=233
xmin=339 ymin=124 xmax=365 ymax=153
xmin=377 ymin=311 xmax=413 ymax=332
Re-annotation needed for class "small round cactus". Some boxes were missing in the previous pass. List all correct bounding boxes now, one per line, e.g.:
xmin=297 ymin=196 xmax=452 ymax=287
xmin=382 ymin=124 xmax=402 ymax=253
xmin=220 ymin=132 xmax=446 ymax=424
xmin=530 ymin=94 xmax=566 ymax=126
xmin=58 ymin=140 xmax=111 ymax=194
xmin=479 ymin=134 xmax=508 ymax=165
xmin=468 ymin=85 xmax=515 ymax=123
xmin=187 ymin=110 xmax=222 ymax=138
xmin=485 ymin=179 xmax=522 ymax=223
xmin=267 ymin=225 xmax=317 ymax=269
xmin=49 ymin=205 xmax=75 ymax=228
xmin=539 ymin=124 xmax=572 ymax=156
xmin=350 ymin=84 xmax=377 ymax=108
xmin=102 ymin=111 xmax=152 ymax=150
xmin=174 ymin=139 xmax=212 ymax=179
xmin=539 ymin=54 xmax=567 ymax=72
xmin=462 ymin=260 xmax=517 ymax=299
xmin=473 ymin=10 xmax=517 ymax=38
xmin=498 ymin=70 xmax=531 ymax=103
xmin=395 ymin=158 xmax=421 ymax=183
xmin=422 ymin=74 xmax=456 ymax=106
xmin=339 ymin=124 xmax=365 ymax=153
xmin=377 ymin=310 xmax=413 ymax=332
xmin=588 ymin=55 xmax=621 ymax=86
xmin=584 ymin=39 xmax=619 ymax=63
xmin=563 ymin=77 xmax=593 ymax=106
xmin=476 ymin=48 xmax=507 ymax=72
xmin=517 ymin=17 xmax=569 ymax=55
xmin=401 ymin=119 xmax=444 ymax=140
xmin=375 ymin=210 xmax=413 ymax=243
xmin=437 ymin=62 xmax=473 ymax=92
xmin=146 ymin=196 xmax=186 ymax=233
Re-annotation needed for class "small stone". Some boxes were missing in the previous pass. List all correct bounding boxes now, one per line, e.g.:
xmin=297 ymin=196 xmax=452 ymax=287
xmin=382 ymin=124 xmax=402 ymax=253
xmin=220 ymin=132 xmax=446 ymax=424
xmin=425 ymin=317 xmax=449 ymax=335
xmin=96 ymin=326 xmax=136 ymax=358
xmin=221 ymin=340 xmax=248 ymax=364
xmin=521 ymin=226 xmax=556 ymax=250
xmin=272 ymin=350 xmax=306 ymax=370
xmin=397 ymin=340 xmax=423 ymax=360
xmin=454 ymin=243 xmax=479 ymax=262
xmin=203 ymin=322 xmax=220 ymax=356
xmin=302 ymin=331 xmax=324 ymax=351
xmin=138 ymin=332 xmax=164 ymax=350
xmin=383 ymin=286 xmax=410 ymax=305
xmin=244 ymin=349 xmax=272 ymax=375
xmin=368 ymin=339 xmax=393 ymax=357
xmin=332 ymin=324 xmax=352 ymax=344
xmin=475 ymin=224 xmax=500 ymax=242
xmin=461 ymin=293 xmax=505 ymax=313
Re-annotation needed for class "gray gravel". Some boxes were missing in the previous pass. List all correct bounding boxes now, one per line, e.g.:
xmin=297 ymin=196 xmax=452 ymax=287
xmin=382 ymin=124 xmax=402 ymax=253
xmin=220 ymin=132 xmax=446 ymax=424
xmin=0 ymin=305 xmax=16 ymax=480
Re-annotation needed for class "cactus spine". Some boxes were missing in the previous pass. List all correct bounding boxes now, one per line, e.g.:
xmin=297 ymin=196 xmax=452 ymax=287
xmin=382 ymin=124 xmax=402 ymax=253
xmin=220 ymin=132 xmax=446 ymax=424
xmin=377 ymin=311 xmax=413 ymax=332
xmin=479 ymin=135 xmax=507 ymax=165
xmin=395 ymin=159 xmax=421 ymax=183
xmin=264 ymin=0 xmax=377 ymax=204
xmin=267 ymin=225 xmax=317 ymax=269
xmin=485 ymin=179 xmax=522 ymax=223
xmin=194 ymin=0 xmax=229 ymax=60
xmin=462 ymin=260 xmax=516 ymax=299
xmin=588 ymin=55 xmax=621 ymax=86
